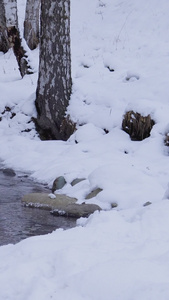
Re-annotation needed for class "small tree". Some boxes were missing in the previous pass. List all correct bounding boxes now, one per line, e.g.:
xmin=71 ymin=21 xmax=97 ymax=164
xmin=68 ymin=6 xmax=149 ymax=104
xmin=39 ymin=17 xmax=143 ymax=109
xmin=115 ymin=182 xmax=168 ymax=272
xmin=24 ymin=0 xmax=40 ymax=50
xmin=35 ymin=0 xmax=74 ymax=140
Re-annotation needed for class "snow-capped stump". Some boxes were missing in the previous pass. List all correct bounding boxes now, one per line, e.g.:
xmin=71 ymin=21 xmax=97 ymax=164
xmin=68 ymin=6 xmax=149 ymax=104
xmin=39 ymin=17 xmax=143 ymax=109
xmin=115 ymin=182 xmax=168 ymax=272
xmin=122 ymin=110 xmax=155 ymax=141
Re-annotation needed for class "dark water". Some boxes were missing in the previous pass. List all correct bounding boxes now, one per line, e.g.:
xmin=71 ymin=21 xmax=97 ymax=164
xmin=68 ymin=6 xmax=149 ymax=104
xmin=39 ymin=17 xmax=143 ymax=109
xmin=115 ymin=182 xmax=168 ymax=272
xmin=0 ymin=168 xmax=76 ymax=246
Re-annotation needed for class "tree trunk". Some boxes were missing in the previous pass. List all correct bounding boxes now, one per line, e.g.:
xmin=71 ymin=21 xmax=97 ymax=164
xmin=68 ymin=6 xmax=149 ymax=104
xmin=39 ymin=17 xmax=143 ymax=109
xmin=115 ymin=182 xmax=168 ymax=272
xmin=8 ymin=25 xmax=32 ymax=77
xmin=35 ymin=0 xmax=73 ymax=140
xmin=24 ymin=0 xmax=40 ymax=50
xmin=0 ymin=0 xmax=9 ymax=53
xmin=3 ymin=0 xmax=18 ymax=29
xmin=3 ymin=0 xmax=33 ymax=77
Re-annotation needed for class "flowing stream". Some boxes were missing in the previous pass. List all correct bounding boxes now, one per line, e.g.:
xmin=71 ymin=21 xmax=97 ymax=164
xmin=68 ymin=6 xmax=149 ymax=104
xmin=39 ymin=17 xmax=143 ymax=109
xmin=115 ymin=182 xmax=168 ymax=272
xmin=0 ymin=168 xmax=76 ymax=246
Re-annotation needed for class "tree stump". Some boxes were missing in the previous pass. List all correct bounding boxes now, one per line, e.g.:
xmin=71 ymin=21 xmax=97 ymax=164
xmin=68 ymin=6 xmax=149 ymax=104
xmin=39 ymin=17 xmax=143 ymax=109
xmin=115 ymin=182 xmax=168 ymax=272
xmin=122 ymin=110 xmax=155 ymax=141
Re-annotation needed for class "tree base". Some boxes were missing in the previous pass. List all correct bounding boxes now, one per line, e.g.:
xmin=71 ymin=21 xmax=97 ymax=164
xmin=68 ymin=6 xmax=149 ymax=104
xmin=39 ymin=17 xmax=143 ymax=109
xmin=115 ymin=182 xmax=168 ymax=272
xmin=33 ymin=116 xmax=76 ymax=141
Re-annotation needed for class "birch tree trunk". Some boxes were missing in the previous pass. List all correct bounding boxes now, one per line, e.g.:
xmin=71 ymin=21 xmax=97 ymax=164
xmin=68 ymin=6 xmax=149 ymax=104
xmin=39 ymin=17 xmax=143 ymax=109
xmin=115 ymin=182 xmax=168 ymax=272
xmin=24 ymin=0 xmax=40 ymax=50
xmin=3 ymin=0 xmax=32 ymax=77
xmin=35 ymin=0 xmax=74 ymax=140
xmin=3 ymin=0 xmax=18 ymax=29
xmin=0 ymin=0 xmax=9 ymax=53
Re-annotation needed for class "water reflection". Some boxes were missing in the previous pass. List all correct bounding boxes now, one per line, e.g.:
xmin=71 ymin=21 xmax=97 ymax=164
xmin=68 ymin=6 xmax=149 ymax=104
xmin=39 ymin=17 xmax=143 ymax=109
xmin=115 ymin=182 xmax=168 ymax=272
xmin=0 ymin=169 xmax=76 ymax=246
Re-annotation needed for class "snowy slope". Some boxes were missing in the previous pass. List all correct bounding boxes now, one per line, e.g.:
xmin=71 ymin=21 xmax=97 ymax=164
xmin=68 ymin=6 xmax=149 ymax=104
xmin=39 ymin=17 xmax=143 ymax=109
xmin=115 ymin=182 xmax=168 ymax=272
xmin=0 ymin=0 xmax=169 ymax=299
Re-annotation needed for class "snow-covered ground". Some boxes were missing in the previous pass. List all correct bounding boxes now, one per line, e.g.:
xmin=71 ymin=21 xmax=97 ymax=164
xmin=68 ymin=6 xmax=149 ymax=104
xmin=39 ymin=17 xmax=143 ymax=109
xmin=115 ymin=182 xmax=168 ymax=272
xmin=1 ymin=0 xmax=169 ymax=299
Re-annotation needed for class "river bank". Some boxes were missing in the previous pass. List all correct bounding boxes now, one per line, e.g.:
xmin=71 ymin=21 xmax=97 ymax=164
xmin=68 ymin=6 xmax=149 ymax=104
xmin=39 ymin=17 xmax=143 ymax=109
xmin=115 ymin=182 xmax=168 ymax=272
xmin=0 ymin=167 xmax=76 ymax=246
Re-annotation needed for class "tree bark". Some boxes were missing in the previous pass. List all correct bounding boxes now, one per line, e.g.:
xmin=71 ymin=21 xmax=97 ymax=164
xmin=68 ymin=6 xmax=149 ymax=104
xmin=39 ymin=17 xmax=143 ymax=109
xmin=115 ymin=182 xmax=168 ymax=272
xmin=8 ymin=25 xmax=32 ymax=77
xmin=3 ymin=0 xmax=33 ymax=77
xmin=3 ymin=0 xmax=18 ymax=29
xmin=35 ymin=0 xmax=73 ymax=140
xmin=0 ymin=0 xmax=9 ymax=53
xmin=24 ymin=0 xmax=40 ymax=50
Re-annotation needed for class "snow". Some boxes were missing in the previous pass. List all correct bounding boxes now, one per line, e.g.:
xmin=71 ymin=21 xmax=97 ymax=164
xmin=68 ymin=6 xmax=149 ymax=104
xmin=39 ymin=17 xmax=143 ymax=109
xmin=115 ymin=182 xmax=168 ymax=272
xmin=0 ymin=0 xmax=169 ymax=299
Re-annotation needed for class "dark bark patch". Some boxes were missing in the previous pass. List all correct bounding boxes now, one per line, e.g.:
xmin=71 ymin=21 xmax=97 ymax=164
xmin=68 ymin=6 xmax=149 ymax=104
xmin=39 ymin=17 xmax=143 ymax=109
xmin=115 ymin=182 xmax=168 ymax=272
xmin=33 ymin=117 xmax=56 ymax=140
xmin=0 ymin=1 xmax=10 ymax=53
xmin=59 ymin=116 xmax=76 ymax=141
xmin=7 ymin=26 xmax=33 ymax=77
xmin=34 ymin=116 xmax=76 ymax=141
xmin=24 ymin=20 xmax=39 ymax=50
xmin=0 ymin=31 xmax=9 ymax=53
